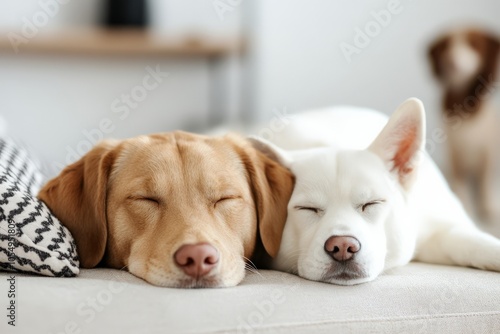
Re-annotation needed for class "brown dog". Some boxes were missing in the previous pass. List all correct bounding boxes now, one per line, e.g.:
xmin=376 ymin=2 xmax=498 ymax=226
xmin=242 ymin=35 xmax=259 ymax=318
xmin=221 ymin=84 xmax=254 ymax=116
xmin=38 ymin=132 xmax=294 ymax=288
xmin=428 ymin=28 xmax=500 ymax=222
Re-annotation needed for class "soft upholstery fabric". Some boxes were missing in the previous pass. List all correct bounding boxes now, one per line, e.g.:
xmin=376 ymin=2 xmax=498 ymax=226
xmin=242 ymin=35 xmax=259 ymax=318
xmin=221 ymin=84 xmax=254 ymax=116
xmin=0 ymin=263 xmax=498 ymax=333
xmin=0 ymin=137 xmax=79 ymax=277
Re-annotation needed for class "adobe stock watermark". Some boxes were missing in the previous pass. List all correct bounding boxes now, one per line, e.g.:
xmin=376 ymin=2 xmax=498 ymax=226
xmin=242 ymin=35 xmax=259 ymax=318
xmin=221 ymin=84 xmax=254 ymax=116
xmin=51 ymin=65 xmax=169 ymax=172
xmin=339 ymin=0 xmax=410 ymax=63
xmin=441 ymin=74 xmax=499 ymax=131
xmin=8 ymin=0 xmax=72 ymax=53
xmin=53 ymin=271 xmax=128 ymax=334
xmin=237 ymin=273 xmax=300 ymax=333
xmin=213 ymin=0 xmax=243 ymax=21
xmin=255 ymin=107 xmax=294 ymax=142
xmin=424 ymin=73 xmax=499 ymax=158
xmin=399 ymin=280 xmax=461 ymax=334
xmin=5 ymin=219 xmax=18 ymax=327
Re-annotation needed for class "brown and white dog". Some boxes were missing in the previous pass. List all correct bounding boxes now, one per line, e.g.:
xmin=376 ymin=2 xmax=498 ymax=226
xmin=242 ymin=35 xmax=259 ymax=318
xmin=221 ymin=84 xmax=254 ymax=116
xmin=38 ymin=132 xmax=294 ymax=288
xmin=428 ymin=28 xmax=500 ymax=222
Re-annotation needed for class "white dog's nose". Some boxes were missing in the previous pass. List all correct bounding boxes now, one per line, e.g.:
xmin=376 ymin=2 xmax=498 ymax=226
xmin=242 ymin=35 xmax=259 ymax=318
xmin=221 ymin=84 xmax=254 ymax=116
xmin=324 ymin=236 xmax=361 ymax=262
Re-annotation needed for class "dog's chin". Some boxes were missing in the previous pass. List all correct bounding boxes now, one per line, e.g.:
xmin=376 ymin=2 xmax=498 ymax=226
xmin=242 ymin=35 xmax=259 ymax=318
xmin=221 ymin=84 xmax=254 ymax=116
xmin=302 ymin=262 xmax=376 ymax=286
xmin=142 ymin=273 xmax=239 ymax=288
xmin=128 ymin=261 xmax=245 ymax=288
xmin=323 ymin=274 xmax=375 ymax=286
xmin=171 ymin=277 xmax=225 ymax=289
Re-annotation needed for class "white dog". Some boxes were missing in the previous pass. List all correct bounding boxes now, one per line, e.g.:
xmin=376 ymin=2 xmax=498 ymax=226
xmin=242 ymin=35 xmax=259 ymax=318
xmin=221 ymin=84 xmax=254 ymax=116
xmin=253 ymin=98 xmax=500 ymax=285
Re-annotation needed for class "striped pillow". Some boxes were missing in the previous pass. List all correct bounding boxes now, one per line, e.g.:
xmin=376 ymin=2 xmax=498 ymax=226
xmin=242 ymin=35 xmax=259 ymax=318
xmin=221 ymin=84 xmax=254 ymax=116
xmin=0 ymin=137 xmax=79 ymax=277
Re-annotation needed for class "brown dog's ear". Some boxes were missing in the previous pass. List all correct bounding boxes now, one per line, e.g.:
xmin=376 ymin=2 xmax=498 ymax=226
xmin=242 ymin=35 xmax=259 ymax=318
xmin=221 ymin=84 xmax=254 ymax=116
xmin=236 ymin=137 xmax=294 ymax=258
xmin=428 ymin=36 xmax=449 ymax=79
xmin=38 ymin=140 xmax=119 ymax=268
xmin=480 ymin=32 xmax=500 ymax=78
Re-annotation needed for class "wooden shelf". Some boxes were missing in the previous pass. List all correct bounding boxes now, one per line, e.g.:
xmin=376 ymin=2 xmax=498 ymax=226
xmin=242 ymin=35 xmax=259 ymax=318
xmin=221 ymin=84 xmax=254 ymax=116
xmin=0 ymin=28 xmax=243 ymax=57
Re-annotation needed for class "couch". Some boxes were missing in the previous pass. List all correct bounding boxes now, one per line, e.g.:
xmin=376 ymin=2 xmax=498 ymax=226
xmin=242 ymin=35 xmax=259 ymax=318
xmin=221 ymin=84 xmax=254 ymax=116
xmin=1 ymin=116 xmax=500 ymax=334
xmin=1 ymin=262 xmax=499 ymax=333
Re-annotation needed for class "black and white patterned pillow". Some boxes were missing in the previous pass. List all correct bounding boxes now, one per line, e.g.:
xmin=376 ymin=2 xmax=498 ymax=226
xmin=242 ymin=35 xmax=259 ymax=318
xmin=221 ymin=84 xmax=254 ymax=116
xmin=0 ymin=137 xmax=79 ymax=277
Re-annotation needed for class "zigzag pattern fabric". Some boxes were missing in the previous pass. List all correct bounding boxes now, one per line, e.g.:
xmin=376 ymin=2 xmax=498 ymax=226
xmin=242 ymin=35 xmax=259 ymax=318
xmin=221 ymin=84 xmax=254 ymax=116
xmin=0 ymin=137 xmax=79 ymax=277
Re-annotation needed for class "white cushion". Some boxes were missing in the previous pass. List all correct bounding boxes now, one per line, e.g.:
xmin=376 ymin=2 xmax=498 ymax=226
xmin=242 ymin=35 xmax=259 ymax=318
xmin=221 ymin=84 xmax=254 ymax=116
xmin=1 ymin=263 xmax=499 ymax=333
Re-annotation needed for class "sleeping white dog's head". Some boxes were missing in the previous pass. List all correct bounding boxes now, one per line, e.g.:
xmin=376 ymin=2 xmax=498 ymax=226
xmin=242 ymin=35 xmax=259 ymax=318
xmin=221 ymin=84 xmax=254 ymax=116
xmin=255 ymin=99 xmax=426 ymax=285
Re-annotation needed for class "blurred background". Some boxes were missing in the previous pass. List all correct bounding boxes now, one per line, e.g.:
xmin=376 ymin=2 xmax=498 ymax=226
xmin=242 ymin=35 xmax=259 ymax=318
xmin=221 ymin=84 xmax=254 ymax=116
xmin=0 ymin=0 xmax=499 ymax=222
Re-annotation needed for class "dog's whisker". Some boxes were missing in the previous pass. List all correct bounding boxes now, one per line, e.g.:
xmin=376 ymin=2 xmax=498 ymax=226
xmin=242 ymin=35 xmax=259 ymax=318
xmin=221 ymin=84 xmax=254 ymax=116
xmin=243 ymin=256 xmax=258 ymax=270
xmin=244 ymin=265 xmax=255 ymax=273
xmin=244 ymin=263 xmax=257 ymax=273
xmin=244 ymin=262 xmax=264 ymax=279
xmin=245 ymin=267 xmax=264 ymax=279
xmin=243 ymin=256 xmax=265 ymax=279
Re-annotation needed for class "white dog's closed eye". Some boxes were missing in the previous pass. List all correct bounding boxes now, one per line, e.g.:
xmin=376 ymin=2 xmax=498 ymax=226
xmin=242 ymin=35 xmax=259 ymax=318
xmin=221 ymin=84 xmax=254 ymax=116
xmin=358 ymin=200 xmax=385 ymax=212
xmin=295 ymin=206 xmax=324 ymax=215
xmin=357 ymin=199 xmax=386 ymax=217
xmin=294 ymin=199 xmax=385 ymax=216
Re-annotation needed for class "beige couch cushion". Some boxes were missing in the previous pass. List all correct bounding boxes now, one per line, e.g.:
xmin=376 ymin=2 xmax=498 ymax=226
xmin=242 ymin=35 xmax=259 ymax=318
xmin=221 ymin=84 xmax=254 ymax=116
xmin=1 ymin=263 xmax=499 ymax=333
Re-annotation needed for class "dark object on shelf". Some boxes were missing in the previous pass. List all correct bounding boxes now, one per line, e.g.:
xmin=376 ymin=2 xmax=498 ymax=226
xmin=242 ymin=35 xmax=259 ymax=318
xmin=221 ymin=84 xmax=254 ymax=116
xmin=104 ymin=0 xmax=148 ymax=27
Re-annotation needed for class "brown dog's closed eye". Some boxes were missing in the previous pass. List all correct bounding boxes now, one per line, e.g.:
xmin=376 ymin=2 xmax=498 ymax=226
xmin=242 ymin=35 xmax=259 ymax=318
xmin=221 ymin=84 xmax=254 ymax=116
xmin=38 ymin=132 xmax=294 ymax=287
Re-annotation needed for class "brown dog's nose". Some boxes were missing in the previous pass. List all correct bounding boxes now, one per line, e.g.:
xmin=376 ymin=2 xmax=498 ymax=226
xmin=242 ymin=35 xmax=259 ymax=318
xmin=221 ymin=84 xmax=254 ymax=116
xmin=324 ymin=236 xmax=361 ymax=262
xmin=174 ymin=243 xmax=219 ymax=278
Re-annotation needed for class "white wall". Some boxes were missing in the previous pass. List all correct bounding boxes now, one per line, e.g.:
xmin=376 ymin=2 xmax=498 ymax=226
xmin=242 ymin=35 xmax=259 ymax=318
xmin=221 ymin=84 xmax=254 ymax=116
xmin=1 ymin=0 xmax=500 ymax=176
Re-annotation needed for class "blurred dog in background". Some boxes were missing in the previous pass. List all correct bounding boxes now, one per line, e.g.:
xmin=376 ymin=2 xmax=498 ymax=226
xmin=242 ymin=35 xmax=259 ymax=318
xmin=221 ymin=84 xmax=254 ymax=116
xmin=429 ymin=28 xmax=500 ymax=222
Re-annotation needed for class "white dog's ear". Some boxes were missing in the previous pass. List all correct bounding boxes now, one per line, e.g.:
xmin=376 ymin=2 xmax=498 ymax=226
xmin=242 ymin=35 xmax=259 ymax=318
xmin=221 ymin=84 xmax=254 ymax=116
xmin=368 ymin=98 xmax=426 ymax=190
xmin=247 ymin=136 xmax=293 ymax=167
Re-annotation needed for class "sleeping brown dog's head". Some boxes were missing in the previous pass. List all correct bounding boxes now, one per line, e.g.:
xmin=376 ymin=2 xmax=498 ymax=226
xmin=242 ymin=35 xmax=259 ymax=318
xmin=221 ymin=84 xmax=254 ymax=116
xmin=38 ymin=132 xmax=294 ymax=288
